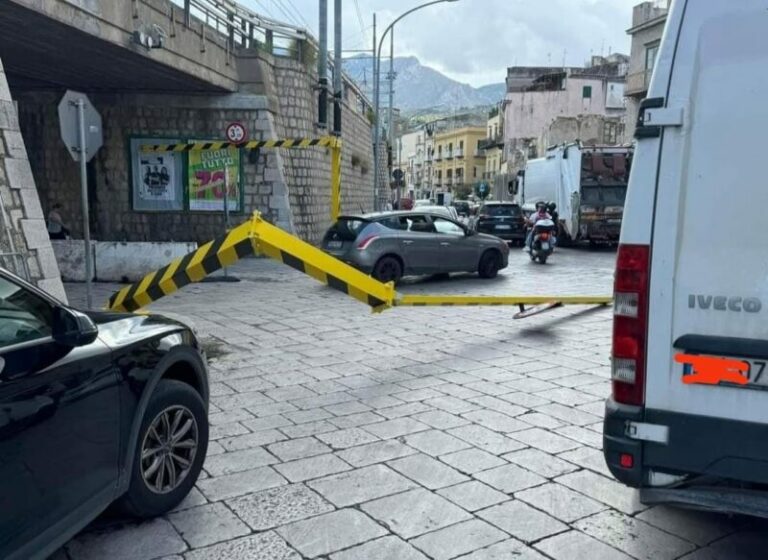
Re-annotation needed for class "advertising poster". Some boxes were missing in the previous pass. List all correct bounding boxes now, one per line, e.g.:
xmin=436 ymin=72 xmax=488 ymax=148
xmin=188 ymin=146 xmax=241 ymax=212
xmin=131 ymin=138 xmax=184 ymax=211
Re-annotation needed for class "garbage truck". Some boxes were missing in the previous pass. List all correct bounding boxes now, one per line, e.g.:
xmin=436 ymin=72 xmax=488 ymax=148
xmin=519 ymin=143 xmax=633 ymax=244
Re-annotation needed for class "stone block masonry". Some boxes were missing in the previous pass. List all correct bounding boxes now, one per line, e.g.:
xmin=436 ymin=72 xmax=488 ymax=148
xmin=0 ymin=57 xmax=65 ymax=299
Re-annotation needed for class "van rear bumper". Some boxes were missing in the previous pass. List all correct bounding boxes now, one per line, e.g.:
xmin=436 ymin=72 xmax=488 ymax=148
xmin=604 ymin=398 xmax=768 ymax=488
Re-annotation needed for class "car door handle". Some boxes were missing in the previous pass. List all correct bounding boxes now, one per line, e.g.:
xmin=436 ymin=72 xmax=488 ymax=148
xmin=402 ymin=240 xmax=414 ymax=245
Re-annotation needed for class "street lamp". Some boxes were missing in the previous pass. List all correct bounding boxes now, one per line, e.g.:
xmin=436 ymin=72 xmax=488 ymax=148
xmin=372 ymin=0 xmax=460 ymax=211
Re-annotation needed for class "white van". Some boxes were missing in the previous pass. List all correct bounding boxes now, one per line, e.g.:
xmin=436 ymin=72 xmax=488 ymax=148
xmin=604 ymin=0 xmax=768 ymax=515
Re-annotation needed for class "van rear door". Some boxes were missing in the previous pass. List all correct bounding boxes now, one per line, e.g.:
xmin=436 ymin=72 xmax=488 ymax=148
xmin=643 ymin=0 xmax=768 ymax=482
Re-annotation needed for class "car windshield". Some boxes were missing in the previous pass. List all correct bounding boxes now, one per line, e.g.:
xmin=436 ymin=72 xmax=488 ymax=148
xmin=482 ymin=205 xmax=521 ymax=217
xmin=581 ymin=186 xmax=627 ymax=206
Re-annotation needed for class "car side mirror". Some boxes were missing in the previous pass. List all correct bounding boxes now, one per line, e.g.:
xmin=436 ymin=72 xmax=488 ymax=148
xmin=465 ymin=228 xmax=475 ymax=236
xmin=53 ymin=307 xmax=99 ymax=347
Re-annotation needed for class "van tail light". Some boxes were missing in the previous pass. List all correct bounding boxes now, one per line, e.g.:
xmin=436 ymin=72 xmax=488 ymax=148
xmin=612 ymin=244 xmax=650 ymax=406
xmin=357 ymin=235 xmax=379 ymax=250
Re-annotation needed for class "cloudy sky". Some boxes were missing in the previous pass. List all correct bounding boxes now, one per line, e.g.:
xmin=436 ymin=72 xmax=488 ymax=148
xmin=241 ymin=0 xmax=639 ymax=86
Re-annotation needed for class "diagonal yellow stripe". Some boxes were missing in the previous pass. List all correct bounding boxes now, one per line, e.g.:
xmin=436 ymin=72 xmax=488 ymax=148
xmin=132 ymin=270 xmax=159 ymax=308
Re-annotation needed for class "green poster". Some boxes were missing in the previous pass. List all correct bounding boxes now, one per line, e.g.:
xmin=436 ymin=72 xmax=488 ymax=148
xmin=188 ymin=146 xmax=241 ymax=212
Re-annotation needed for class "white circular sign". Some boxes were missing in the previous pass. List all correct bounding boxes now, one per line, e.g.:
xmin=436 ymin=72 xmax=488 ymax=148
xmin=226 ymin=122 xmax=248 ymax=144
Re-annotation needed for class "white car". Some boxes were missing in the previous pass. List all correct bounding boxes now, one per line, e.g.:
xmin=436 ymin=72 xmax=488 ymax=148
xmin=604 ymin=0 xmax=768 ymax=517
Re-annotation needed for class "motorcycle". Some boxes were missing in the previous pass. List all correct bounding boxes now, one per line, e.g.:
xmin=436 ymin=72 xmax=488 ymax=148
xmin=528 ymin=219 xmax=556 ymax=264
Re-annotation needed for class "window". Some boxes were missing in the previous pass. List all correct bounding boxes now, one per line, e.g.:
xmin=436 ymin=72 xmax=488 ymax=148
xmin=447 ymin=170 xmax=453 ymax=179
xmin=582 ymin=85 xmax=592 ymax=99
xmin=645 ymin=42 xmax=660 ymax=73
xmin=473 ymin=167 xmax=478 ymax=178
xmin=406 ymin=215 xmax=435 ymax=233
xmin=0 ymin=276 xmax=54 ymax=349
xmin=433 ymin=218 xmax=465 ymax=236
xmin=459 ymin=141 xmax=464 ymax=150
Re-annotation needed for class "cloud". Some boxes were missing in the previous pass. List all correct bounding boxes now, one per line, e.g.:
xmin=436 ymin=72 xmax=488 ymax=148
xmin=242 ymin=0 xmax=638 ymax=86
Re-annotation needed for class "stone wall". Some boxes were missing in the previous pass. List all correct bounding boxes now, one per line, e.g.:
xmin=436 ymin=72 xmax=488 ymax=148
xmin=0 ymin=59 xmax=65 ymax=300
xmin=15 ymin=52 xmax=376 ymax=247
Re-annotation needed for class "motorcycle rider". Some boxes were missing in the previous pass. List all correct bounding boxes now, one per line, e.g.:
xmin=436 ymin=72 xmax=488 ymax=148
xmin=525 ymin=202 xmax=551 ymax=250
xmin=547 ymin=202 xmax=559 ymax=247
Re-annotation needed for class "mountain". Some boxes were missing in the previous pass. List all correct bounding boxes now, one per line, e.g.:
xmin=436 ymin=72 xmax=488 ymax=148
xmin=342 ymin=56 xmax=505 ymax=112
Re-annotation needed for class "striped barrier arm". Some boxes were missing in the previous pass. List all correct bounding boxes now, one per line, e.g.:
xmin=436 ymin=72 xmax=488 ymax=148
xmin=139 ymin=136 xmax=342 ymax=153
xmin=394 ymin=295 xmax=614 ymax=307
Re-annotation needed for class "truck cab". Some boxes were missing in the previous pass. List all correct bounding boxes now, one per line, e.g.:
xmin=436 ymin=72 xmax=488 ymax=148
xmin=604 ymin=0 xmax=768 ymax=516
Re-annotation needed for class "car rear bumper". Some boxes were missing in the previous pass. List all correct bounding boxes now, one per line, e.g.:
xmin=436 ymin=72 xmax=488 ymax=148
xmin=478 ymin=228 xmax=525 ymax=241
xmin=604 ymin=398 xmax=768 ymax=489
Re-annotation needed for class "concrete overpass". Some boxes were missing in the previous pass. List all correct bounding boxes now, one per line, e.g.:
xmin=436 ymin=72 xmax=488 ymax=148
xmin=0 ymin=0 xmax=309 ymax=93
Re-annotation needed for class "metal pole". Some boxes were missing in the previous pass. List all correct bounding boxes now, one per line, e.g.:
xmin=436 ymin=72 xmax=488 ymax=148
xmin=331 ymin=144 xmax=342 ymax=221
xmin=223 ymin=170 xmax=229 ymax=279
xmin=387 ymin=30 xmax=395 ymax=207
xmin=318 ymin=0 xmax=329 ymax=128
xmin=332 ymin=0 xmax=342 ymax=136
xmin=76 ymin=99 xmax=92 ymax=309
xmin=372 ymin=13 xmax=378 ymax=211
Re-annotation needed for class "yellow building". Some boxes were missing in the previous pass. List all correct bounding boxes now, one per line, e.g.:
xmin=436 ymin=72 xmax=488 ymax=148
xmin=430 ymin=127 xmax=487 ymax=196
xmin=483 ymin=111 xmax=505 ymax=182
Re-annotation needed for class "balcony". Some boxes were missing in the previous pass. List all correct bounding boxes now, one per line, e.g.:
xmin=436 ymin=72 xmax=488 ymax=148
xmin=625 ymin=68 xmax=653 ymax=96
xmin=454 ymin=148 xmax=464 ymax=159
xmin=478 ymin=135 xmax=504 ymax=151
xmin=434 ymin=152 xmax=443 ymax=162
xmin=445 ymin=149 xmax=454 ymax=160
xmin=453 ymin=176 xmax=464 ymax=186
xmin=474 ymin=150 xmax=487 ymax=158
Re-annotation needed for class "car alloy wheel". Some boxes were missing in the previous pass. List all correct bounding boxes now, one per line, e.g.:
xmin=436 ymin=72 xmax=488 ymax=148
xmin=140 ymin=405 xmax=198 ymax=495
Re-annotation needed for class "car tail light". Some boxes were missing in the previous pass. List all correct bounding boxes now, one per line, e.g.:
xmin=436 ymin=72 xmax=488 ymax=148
xmin=612 ymin=244 xmax=650 ymax=406
xmin=356 ymin=235 xmax=379 ymax=250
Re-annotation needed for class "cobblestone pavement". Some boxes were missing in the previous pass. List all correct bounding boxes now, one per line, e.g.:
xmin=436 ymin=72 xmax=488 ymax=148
xmin=58 ymin=247 xmax=768 ymax=560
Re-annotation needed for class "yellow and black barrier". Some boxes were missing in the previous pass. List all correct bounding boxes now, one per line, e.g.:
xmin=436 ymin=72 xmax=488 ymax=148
xmin=395 ymin=295 xmax=614 ymax=307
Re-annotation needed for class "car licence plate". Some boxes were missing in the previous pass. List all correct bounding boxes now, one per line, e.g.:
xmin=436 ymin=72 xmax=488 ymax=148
xmin=496 ymin=225 xmax=511 ymax=230
xmin=680 ymin=354 xmax=768 ymax=388
xmin=327 ymin=241 xmax=343 ymax=249
xmin=541 ymin=242 xmax=550 ymax=250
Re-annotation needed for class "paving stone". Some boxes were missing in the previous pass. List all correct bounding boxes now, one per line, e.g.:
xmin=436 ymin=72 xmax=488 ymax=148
xmin=575 ymin=511 xmax=696 ymax=560
xmin=274 ymin=453 xmax=352 ymax=482
xmin=499 ymin=392 xmax=551 ymax=408
xmin=474 ymin=463 xmax=546 ymax=494
xmin=365 ymin=417 xmax=430 ymax=439
xmin=316 ymin=427 xmax=379 ymax=449
xmin=378 ymin=401 xmax=434 ymax=419
xmin=65 ymin=519 xmax=187 ymax=560
xmin=478 ymin=500 xmax=568 ymax=543
xmin=362 ymin=488 xmax=472 ymax=539
xmin=527 ymin=366 xmax=581 ymax=381
xmin=324 ymin=400 xmax=372 ymax=416
xmin=425 ymin=395 xmax=480 ymax=414
xmin=554 ymin=425 xmax=604 ymax=449
xmin=308 ymin=464 xmax=416 ymax=506
xmin=170 ymin=487 xmax=208 ymax=513
xmin=437 ymin=383 xmax=484 ymax=399
xmin=267 ymin=437 xmax=332 ymax=461
xmin=503 ymin=378 xmax=558 ymax=393
xmin=455 ymin=539 xmax=548 ymax=560
xmin=167 ymin=502 xmax=249 ymax=549
xmin=284 ymin=408 xmax=334 ymax=424
xmin=277 ymin=509 xmax=387 ymax=558
xmin=440 ymin=448 xmax=507 ymax=474
xmin=557 ymin=470 xmax=646 ymax=514
xmin=388 ymin=453 xmax=469 ymax=489
xmin=576 ymin=400 xmax=606 ymax=417
xmin=213 ymin=391 xmax=274 ymax=411
xmin=241 ymin=414 xmax=293 ymax=432
xmin=636 ymin=506 xmax=743 ymax=547
xmin=437 ymin=481 xmax=510 ymax=512
xmin=208 ymin=408 xmax=256 ymax=426
xmin=209 ymin=422 xmax=250 ymax=441
xmin=265 ymin=385 xmax=318 ymax=402
xmin=464 ymin=380 xmax=512 ymax=396
xmin=534 ymin=388 xmax=594 ymax=409
xmin=360 ymin=395 xmax=404 ymax=409
xmin=203 ymin=447 xmax=278 ymax=476
xmin=396 ymin=387 xmax=445 ymax=402
xmin=447 ymin=424 xmax=526 ymax=455
xmin=514 ymin=412 xmax=564 ymax=430
xmin=411 ymin=519 xmax=507 ymax=560
xmin=467 ymin=395 xmax=528 ymax=418
xmin=412 ymin=410 xmax=470 ymax=429
xmin=328 ymin=411 xmax=384 ymax=428
xmin=184 ymin=532 xmax=300 ymax=560
xmin=557 ymin=446 xmax=611 ymax=475
xmin=502 ymin=448 xmax=578 ymax=478
xmin=510 ymin=428 xmax=581 ymax=454
xmin=552 ymin=373 xmax=604 ymax=387
xmin=516 ymin=482 xmax=606 ymax=523
xmin=227 ymin=483 xmax=334 ymax=531
xmin=280 ymin=420 xmax=339 ymax=438
xmin=462 ymin=409 xmax=529 ymax=433
xmin=535 ymin=530 xmax=633 ymax=560
xmin=535 ymin=403 xmax=600 ymax=426
xmin=336 ymin=439 xmax=418 ymax=467
xmin=330 ymin=536 xmax=428 ymax=560
xmin=403 ymin=429 xmax=471 ymax=456
xmin=197 ymin=466 xmax=286 ymax=501
xmin=219 ymin=429 xmax=286 ymax=452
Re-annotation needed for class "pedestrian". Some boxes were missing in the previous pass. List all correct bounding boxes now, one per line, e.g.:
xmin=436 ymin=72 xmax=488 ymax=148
xmin=47 ymin=203 xmax=69 ymax=240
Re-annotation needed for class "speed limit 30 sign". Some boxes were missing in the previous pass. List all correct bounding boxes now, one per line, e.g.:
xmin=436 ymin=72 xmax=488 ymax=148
xmin=225 ymin=122 xmax=248 ymax=144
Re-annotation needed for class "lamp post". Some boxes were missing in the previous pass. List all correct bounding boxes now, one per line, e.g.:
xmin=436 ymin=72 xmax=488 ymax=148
xmin=372 ymin=0 xmax=459 ymax=211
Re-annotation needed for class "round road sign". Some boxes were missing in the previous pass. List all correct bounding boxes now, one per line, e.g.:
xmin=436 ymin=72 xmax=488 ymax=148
xmin=226 ymin=122 xmax=248 ymax=144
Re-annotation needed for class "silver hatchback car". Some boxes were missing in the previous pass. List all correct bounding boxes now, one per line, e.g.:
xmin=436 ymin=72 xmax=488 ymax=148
xmin=322 ymin=211 xmax=510 ymax=283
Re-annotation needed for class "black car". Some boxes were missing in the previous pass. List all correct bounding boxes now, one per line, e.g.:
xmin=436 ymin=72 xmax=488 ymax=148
xmin=0 ymin=269 xmax=210 ymax=560
xmin=474 ymin=202 xmax=526 ymax=244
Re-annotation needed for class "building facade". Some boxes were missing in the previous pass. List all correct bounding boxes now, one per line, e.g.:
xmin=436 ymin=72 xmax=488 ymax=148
xmin=431 ymin=127 xmax=487 ymax=198
xmin=625 ymin=1 xmax=670 ymax=139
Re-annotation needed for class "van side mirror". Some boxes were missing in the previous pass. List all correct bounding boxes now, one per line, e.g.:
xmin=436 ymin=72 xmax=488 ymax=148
xmin=53 ymin=308 xmax=99 ymax=347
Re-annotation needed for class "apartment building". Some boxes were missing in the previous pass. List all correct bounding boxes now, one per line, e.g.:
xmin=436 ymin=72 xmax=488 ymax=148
xmin=431 ymin=127 xmax=487 ymax=196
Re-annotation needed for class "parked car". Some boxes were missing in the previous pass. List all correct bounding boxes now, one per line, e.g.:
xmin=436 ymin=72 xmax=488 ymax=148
xmin=322 ymin=211 xmax=510 ymax=283
xmin=472 ymin=202 xmax=527 ymax=245
xmin=453 ymin=200 xmax=471 ymax=218
xmin=0 ymin=269 xmax=210 ymax=560
xmin=603 ymin=0 xmax=768 ymax=518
